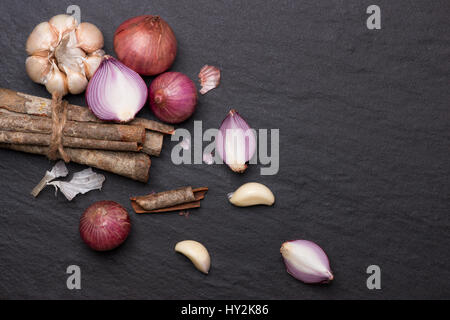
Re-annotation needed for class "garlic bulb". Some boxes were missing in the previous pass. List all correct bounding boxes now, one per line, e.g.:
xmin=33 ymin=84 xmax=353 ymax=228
xmin=25 ymin=14 xmax=105 ymax=96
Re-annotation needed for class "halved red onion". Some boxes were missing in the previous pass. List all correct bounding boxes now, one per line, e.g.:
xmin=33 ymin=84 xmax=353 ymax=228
xmin=216 ymin=109 xmax=256 ymax=173
xmin=86 ymin=56 xmax=147 ymax=122
xmin=280 ymin=240 xmax=334 ymax=284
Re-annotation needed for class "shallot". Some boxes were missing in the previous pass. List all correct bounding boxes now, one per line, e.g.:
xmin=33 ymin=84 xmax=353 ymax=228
xmin=217 ymin=109 xmax=256 ymax=173
xmin=280 ymin=240 xmax=334 ymax=284
xmin=80 ymin=201 xmax=131 ymax=251
xmin=149 ymin=72 xmax=197 ymax=124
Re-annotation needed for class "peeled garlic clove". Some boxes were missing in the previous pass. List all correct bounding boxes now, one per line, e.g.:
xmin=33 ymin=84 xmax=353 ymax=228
xmin=280 ymin=240 xmax=334 ymax=284
xmin=84 ymin=53 xmax=104 ymax=79
xmin=62 ymin=66 xmax=88 ymax=95
xmin=25 ymin=56 xmax=51 ymax=84
xmin=76 ymin=22 xmax=104 ymax=53
xmin=26 ymin=22 xmax=58 ymax=56
xmin=49 ymin=14 xmax=77 ymax=39
xmin=175 ymin=240 xmax=211 ymax=274
xmin=228 ymin=182 xmax=275 ymax=207
xmin=45 ymin=62 xmax=68 ymax=96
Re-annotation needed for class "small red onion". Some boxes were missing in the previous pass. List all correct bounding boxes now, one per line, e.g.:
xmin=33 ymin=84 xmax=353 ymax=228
xmin=280 ymin=240 xmax=334 ymax=284
xmin=79 ymin=201 xmax=131 ymax=251
xmin=216 ymin=109 xmax=256 ymax=173
xmin=149 ymin=72 xmax=197 ymax=124
xmin=114 ymin=15 xmax=177 ymax=76
xmin=86 ymin=56 xmax=147 ymax=122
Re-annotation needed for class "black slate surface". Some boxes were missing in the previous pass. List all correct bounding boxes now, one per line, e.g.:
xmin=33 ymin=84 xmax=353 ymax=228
xmin=0 ymin=0 xmax=449 ymax=299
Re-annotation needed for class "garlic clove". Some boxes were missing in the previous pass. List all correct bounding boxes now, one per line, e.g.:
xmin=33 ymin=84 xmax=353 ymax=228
xmin=280 ymin=240 xmax=334 ymax=284
xmin=25 ymin=56 xmax=51 ymax=84
xmin=26 ymin=22 xmax=58 ymax=56
xmin=228 ymin=182 xmax=275 ymax=207
xmin=49 ymin=14 xmax=78 ymax=40
xmin=45 ymin=62 xmax=68 ymax=96
xmin=62 ymin=66 xmax=88 ymax=95
xmin=76 ymin=22 xmax=104 ymax=53
xmin=175 ymin=240 xmax=211 ymax=274
xmin=83 ymin=53 xmax=104 ymax=79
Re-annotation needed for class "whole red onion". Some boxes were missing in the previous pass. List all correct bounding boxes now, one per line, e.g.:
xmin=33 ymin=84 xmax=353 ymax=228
xmin=79 ymin=201 xmax=131 ymax=251
xmin=149 ymin=72 xmax=197 ymax=124
xmin=114 ymin=15 xmax=177 ymax=76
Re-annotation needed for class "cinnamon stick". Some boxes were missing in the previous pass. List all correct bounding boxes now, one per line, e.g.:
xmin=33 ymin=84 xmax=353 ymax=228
xmin=0 ymin=130 xmax=140 ymax=152
xmin=0 ymin=88 xmax=175 ymax=135
xmin=142 ymin=131 xmax=164 ymax=156
xmin=133 ymin=187 xmax=196 ymax=210
xmin=0 ymin=143 xmax=151 ymax=182
xmin=0 ymin=110 xmax=145 ymax=143
xmin=130 ymin=118 xmax=175 ymax=135
xmin=131 ymin=187 xmax=208 ymax=213
xmin=0 ymin=88 xmax=170 ymax=156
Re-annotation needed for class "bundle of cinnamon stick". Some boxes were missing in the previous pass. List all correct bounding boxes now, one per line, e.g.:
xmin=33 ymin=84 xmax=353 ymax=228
xmin=0 ymin=88 xmax=175 ymax=182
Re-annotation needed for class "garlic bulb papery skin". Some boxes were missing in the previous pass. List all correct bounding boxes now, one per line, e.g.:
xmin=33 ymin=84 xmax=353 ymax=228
xmin=84 ymin=50 xmax=105 ymax=79
xmin=228 ymin=182 xmax=275 ymax=207
xmin=175 ymin=240 xmax=211 ymax=274
xmin=26 ymin=22 xmax=58 ymax=56
xmin=45 ymin=61 xmax=68 ymax=96
xmin=48 ymin=14 xmax=77 ymax=40
xmin=280 ymin=240 xmax=334 ymax=284
xmin=76 ymin=22 xmax=104 ymax=53
xmin=25 ymin=14 xmax=105 ymax=96
xmin=25 ymin=56 xmax=51 ymax=84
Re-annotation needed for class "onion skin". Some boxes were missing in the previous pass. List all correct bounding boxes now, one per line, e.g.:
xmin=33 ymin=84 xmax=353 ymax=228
xmin=114 ymin=15 xmax=177 ymax=76
xmin=149 ymin=72 xmax=197 ymax=124
xmin=280 ymin=240 xmax=334 ymax=284
xmin=80 ymin=201 xmax=131 ymax=251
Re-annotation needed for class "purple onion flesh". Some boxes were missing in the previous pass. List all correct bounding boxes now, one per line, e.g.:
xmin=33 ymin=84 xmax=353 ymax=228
xmin=86 ymin=56 xmax=147 ymax=122
xmin=216 ymin=109 xmax=256 ymax=173
xmin=280 ymin=240 xmax=334 ymax=284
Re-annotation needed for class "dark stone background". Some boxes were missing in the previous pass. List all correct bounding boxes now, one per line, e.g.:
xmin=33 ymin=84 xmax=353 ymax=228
xmin=0 ymin=0 xmax=448 ymax=299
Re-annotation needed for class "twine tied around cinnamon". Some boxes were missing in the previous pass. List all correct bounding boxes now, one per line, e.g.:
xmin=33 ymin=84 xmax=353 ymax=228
xmin=47 ymin=93 xmax=70 ymax=162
